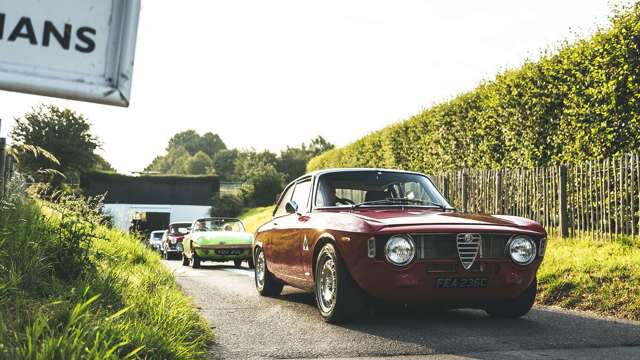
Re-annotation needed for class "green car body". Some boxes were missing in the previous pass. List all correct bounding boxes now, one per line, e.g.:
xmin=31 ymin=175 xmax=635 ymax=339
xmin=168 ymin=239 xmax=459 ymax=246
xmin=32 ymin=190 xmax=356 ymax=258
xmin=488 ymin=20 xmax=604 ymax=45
xmin=182 ymin=217 xmax=254 ymax=269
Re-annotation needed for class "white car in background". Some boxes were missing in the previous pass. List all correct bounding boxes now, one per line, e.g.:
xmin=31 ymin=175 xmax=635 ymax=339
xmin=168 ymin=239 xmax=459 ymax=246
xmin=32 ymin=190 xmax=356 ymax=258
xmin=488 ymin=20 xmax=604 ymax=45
xmin=148 ymin=230 xmax=165 ymax=252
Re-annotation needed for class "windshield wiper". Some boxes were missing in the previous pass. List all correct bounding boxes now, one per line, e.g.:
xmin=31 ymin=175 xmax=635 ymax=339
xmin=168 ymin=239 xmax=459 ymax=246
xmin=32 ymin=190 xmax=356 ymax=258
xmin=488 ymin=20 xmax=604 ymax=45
xmin=351 ymin=198 xmax=457 ymax=212
xmin=351 ymin=198 xmax=427 ymax=211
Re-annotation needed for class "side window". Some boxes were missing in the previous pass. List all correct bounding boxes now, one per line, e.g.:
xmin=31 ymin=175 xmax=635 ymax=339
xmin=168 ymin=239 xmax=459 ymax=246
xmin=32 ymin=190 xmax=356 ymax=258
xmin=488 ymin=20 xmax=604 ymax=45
xmin=273 ymin=185 xmax=295 ymax=218
xmin=290 ymin=180 xmax=312 ymax=212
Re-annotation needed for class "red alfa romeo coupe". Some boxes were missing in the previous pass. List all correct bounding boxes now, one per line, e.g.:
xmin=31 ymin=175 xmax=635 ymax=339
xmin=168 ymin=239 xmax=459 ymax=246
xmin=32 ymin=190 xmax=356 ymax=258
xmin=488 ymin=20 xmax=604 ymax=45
xmin=253 ymin=169 xmax=547 ymax=323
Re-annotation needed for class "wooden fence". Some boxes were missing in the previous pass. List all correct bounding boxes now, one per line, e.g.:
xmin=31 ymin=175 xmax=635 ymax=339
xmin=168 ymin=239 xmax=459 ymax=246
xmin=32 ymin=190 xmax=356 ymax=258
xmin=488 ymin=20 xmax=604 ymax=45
xmin=430 ymin=153 xmax=640 ymax=239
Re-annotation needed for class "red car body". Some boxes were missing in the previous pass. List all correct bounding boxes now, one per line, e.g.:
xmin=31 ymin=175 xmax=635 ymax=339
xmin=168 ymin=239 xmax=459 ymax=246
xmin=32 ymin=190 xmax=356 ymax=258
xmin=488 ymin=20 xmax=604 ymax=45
xmin=253 ymin=169 xmax=547 ymax=321
xmin=162 ymin=222 xmax=190 ymax=260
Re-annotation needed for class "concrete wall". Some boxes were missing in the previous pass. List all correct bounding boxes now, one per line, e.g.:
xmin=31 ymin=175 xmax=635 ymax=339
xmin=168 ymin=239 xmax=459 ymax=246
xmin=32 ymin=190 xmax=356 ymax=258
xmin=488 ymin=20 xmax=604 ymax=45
xmin=104 ymin=203 xmax=210 ymax=230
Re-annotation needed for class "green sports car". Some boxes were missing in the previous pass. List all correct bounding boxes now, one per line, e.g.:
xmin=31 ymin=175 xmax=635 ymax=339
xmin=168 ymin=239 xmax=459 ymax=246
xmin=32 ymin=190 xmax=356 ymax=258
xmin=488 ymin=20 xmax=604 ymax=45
xmin=182 ymin=217 xmax=254 ymax=269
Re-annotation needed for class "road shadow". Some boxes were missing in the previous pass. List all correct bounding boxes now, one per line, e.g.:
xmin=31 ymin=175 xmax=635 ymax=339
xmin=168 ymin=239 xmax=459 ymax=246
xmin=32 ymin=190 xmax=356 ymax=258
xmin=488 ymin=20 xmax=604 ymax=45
xmin=191 ymin=263 xmax=253 ymax=271
xmin=274 ymin=290 xmax=640 ymax=356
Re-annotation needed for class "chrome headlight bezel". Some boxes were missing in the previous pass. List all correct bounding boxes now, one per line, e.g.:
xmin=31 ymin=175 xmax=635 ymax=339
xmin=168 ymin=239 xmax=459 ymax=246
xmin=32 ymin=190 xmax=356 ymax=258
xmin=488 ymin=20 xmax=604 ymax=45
xmin=384 ymin=234 xmax=416 ymax=267
xmin=507 ymin=235 xmax=537 ymax=266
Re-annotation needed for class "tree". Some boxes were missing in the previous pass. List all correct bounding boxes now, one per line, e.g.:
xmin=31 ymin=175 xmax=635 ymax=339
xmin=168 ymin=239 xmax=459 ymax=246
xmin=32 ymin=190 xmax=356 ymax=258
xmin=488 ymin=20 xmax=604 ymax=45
xmin=199 ymin=132 xmax=227 ymax=158
xmin=184 ymin=151 xmax=214 ymax=175
xmin=94 ymin=154 xmax=115 ymax=172
xmin=212 ymin=149 xmax=240 ymax=181
xmin=243 ymin=165 xmax=285 ymax=207
xmin=234 ymin=150 xmax=279 ymax=180
xmin=10 ymin=105 xmax=99 ymax=183
xmin=277 ymin=146 xmax=309 ymax=182
xmin=210 ymin=193 xmax=244 ymax=217
xmin=308 ymin=135 xmax=335 ymax=157
xmin=166 ymin=130 xmax=227 ymax=158
xmin=166 ymin=130 xmax=201 ymax=155
xmin=145 ymin=146 xmax=191 ymax=174
xmin=277 ymin=136 xmax=335 ymax=181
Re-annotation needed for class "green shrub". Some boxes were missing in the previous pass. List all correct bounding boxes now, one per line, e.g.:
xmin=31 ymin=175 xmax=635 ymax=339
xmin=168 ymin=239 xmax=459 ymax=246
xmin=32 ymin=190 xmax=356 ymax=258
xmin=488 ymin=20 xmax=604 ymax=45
xmin=210 ymin=193 xmax=245 ymax=217
xmin=308 ymin=3 xmax=640 ymax=173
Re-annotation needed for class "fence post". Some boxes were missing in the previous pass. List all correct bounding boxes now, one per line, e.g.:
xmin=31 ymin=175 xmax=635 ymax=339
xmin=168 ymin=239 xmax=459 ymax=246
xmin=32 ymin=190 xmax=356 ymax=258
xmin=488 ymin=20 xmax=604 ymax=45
xmin=495 ymin=170 xmax=503 ymax=214
xmin=443 ymin=174 xmax=450 ymax=200
xmin=462 ymin=170 xmax=469 ymax=213
xmin=559 ymin=165 xmax=569 ymax=238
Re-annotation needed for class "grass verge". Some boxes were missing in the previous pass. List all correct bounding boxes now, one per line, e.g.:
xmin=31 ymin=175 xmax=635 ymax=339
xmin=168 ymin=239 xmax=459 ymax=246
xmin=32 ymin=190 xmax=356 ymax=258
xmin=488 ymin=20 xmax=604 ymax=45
xmin=537 ymin=236 xmax=640 ymax=321
xmin=240 ymin=206 xmax=275 ymax=233
xmin=0 ymin=185 xmax=212 ymax=359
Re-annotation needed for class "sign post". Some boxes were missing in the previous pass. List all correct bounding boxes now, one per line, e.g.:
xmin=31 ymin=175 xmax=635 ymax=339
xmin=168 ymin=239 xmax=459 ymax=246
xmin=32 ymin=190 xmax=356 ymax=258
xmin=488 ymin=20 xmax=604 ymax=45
xmin=0 ymin=0 xmax=141 ymax=107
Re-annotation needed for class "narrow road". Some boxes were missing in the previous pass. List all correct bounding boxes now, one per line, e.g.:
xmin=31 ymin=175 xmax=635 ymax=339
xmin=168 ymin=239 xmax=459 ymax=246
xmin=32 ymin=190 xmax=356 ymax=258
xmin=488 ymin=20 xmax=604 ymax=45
xmin=164 ymin=260 xmax=640 ymax=360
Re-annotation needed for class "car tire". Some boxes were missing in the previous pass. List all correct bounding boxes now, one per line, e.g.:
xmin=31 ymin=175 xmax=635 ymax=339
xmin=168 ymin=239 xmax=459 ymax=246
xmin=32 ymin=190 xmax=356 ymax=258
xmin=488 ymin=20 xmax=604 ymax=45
xmin=182 ymin=252 xmax=190 ymax=266
xmin=254 ymin=247 xmax=283 ymax=296
xmin=485 ymin=278 xmax=537 ymax=318
xmin=234 ymin=259 xmax=243 ymax=268
xmin=192 ymin=248 xmax=201 ymax=269
xmin=314 ymin=243 xmax=365 ymax=324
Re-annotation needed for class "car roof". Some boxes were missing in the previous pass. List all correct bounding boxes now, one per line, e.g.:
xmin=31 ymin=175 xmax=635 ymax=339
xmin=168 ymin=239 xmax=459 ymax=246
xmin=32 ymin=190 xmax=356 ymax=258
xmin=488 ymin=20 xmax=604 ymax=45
xmin=150 ymin=230 xmax=165 ymax=234
xmin=169 ymin=222 xmax=191 ymax=226
xmin=293 ymin=167 xmax=428 ymax=183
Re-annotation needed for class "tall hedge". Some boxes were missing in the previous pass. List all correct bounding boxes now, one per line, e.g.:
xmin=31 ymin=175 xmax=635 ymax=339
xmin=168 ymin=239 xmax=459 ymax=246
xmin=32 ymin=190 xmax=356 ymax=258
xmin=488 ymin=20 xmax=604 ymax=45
xmin=308 ymin=4 xmax=640 ymax=173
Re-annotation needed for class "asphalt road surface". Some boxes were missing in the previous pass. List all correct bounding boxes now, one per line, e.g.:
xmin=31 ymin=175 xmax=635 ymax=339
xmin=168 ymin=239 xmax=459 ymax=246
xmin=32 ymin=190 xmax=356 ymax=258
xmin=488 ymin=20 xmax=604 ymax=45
xmin=164 ymin=260 xmax=640 ymax=360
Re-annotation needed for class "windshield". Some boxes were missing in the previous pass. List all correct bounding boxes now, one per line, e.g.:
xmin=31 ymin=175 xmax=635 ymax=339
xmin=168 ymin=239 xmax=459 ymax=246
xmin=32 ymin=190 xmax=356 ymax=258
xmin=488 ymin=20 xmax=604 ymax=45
xmin=314 ymin=170 xmax=451 ymax=209
xmin=151 ymin=232 xmax=164 ymax=240
xmin=169 ymin=224 xmax=190 ymax=235
xmin=193 ymin=219 xmax=246 ymax=232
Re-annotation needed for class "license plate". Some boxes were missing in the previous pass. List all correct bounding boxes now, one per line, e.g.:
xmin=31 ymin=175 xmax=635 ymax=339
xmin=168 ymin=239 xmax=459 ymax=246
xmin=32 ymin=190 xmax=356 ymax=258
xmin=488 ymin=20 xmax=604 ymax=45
xmin=436 ymin=277 xmax=488 ymax=289
xmin=214 ymin=249 xmax=243 ymax=256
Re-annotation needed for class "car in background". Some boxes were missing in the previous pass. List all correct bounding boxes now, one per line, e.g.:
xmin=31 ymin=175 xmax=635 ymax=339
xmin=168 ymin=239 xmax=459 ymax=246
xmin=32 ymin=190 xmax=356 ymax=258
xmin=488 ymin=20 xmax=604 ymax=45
xmin=148 ymin=230 xmax=165 ymax=252
xmin=162 ymin=222 xmax=191 ymax=260
xmin=182 ymin=217 xmax=254 ymax=269
xmin=253 ymin=168 xmax=547 ymax=323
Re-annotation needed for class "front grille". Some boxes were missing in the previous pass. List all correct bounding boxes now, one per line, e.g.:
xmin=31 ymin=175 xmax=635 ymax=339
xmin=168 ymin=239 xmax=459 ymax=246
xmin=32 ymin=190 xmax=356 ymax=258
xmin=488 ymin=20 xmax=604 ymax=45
xmin=456 ymin=233 xmax=481 ymax=270
xmin=375 ymin=233 xmax=513 ymax=261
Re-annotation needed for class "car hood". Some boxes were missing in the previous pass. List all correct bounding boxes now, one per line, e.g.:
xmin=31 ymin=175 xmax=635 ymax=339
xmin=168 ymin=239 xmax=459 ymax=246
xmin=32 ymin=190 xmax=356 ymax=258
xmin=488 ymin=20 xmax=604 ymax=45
xmin=193 ymin=231 xmax=253 ymax=245
xmin=350 ymin=208 xmax=540 ymax=229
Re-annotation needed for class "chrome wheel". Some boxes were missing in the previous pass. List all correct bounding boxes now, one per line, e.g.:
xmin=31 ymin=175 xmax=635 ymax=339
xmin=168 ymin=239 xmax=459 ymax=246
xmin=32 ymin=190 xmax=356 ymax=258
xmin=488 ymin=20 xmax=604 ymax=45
xmin=318 ymin=257 xmax=337 ymax=313
xmin=255 ymin=250 xmax=266 ymax=291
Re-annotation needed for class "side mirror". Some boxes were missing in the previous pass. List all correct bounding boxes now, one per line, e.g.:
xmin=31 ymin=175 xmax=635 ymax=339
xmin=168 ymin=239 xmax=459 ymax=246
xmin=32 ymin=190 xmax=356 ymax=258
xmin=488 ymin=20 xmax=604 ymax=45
xmin=285 ymin=201 xmax=299 ymax=214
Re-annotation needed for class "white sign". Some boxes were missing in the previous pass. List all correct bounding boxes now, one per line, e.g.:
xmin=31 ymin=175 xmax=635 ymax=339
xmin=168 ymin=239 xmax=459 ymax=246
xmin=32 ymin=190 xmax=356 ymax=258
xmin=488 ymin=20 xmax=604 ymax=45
xmin=0 ymin=0 xmax=141 ymax=107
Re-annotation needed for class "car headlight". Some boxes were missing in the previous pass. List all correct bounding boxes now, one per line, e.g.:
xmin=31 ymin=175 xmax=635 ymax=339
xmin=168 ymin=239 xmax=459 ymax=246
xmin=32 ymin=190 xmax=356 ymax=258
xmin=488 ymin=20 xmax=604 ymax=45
xmin=384 ymin=235 xmax=415 ymax=266
xmin=508 ymin=235 xmax=537 ymax=265
xmin=176 ymin=243 xmax=184 ymax=252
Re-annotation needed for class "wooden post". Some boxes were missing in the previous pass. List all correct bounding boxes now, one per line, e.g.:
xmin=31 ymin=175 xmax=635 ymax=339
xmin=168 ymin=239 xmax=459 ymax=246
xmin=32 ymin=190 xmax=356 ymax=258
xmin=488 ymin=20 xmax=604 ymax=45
xmin=442 ymin=174 xmax=450 ymax=201
xmin=559 ymin=165 xmax=569 ymax=238
xmin=495 ymin=169 xmax=503 ymax=214
xmin=462 ymin=170 xmax=469 ymax=213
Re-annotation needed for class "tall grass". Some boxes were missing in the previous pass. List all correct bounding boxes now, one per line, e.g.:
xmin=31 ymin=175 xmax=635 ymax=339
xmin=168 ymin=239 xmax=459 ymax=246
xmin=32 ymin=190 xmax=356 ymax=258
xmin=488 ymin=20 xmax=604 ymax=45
xmin=0 ymin=181 xmax=212 ymax=359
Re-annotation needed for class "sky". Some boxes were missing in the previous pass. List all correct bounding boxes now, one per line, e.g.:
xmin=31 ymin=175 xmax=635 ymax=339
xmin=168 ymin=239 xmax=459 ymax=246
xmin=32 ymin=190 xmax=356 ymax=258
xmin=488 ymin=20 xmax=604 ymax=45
xmin=0 ymin=0 xmax=631 ymax=173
